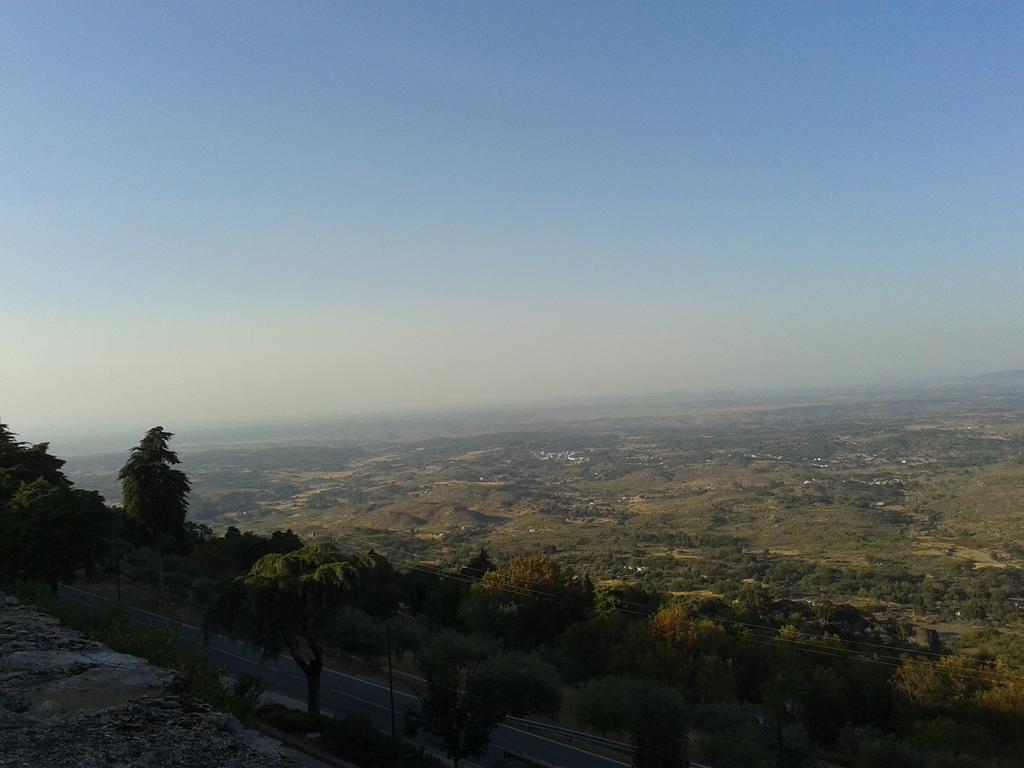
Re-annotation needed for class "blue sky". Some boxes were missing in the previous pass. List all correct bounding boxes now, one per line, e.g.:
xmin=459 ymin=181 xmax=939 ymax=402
xmin=2 ymin=2 xmax=1022 ymax=434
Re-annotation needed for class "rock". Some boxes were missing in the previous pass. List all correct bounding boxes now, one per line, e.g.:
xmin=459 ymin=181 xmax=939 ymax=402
xmin=0 ymin=593 xmax=296 ymax=768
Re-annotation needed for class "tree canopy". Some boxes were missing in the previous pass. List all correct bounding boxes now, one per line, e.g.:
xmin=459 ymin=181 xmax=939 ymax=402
xmin=0 ymin=421 xmax=109 ymax=588
xmin=577 ymin=675 xmax=689 ymax=768
xmin=119 ymin=426 xmax=190 ymax=598
xmin=410 ymin=630 xmax=560 ymax=768
xmin=205 ymin=543 xmax=370 ymax=713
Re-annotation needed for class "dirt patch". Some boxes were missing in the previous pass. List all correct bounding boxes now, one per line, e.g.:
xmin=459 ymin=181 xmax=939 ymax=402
xmin=912 ymin=536 xmax=1011 ymax=569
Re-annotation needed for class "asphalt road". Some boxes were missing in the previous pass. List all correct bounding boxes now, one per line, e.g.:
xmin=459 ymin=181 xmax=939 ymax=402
xmin=57 ymin=585 xmax=640 ymax=768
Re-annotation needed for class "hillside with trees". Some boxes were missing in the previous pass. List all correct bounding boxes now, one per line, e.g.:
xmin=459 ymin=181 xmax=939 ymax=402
xmin=4 ymin=418 xmax=1024 ymax=767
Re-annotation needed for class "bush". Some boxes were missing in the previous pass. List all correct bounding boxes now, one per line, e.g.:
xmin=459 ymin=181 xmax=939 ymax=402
xmin=231 ymin=673 xmax=267 ymax=713
xmin=191 ymin=577 xmax=224 ymax=606
xmin=837 ymin=726 xmax=998 ymax=768
xmin=692 ymin=702 xmax=813 ymax=768
xmin=81 ymin=609 xmax=258 ymax=715
xmin=254 ymin=703 xmax=325 ymax=734
xmin=163 ymin=570 xmax=193 ymax=598
xmin=125 ymin=564 xmax=156 ymax=584
xmin=325 ymin=716 xmax=445 ymax=768
xmin=254 ymin=704 xmax=444 ymax=768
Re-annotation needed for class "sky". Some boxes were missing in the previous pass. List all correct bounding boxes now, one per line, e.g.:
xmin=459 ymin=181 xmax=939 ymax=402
xmin=2 ymin=1 xmax=1022 ymax=437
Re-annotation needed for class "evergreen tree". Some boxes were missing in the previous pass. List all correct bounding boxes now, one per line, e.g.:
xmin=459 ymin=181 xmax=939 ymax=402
xmin=0 ymin=421 xmax=69 ymax=506
xmin=0 ymin=421 xmax=109 ymax=588
xmin=461 ymin=547 xmax=496 ymax=579
xmin=118 ymin=426 xmax=190 ymax=599
xmin=4 ymin=479 xmax=110 ymax=590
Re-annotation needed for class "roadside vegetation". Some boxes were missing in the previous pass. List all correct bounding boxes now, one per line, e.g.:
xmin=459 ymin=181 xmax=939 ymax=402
xmin=13 ymin=582 xmax=265 ymax=716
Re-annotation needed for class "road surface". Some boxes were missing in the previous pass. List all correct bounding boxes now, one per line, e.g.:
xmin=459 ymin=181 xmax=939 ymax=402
xmin=57 ymin=585 xmax=645 ymax=768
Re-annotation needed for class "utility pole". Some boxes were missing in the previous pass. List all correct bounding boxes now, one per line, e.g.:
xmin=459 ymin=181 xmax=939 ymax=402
xmin=757 ymin=709 xmax=784 ymax=768
xmin=386 ymin=621 xmax=396 ymax=742
xmin=776 ymin=714 xmax=784 ymax=768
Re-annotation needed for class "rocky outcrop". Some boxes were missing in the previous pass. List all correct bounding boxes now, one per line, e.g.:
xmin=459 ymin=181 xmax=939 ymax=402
xmin=0 ymin=594 xmax=292 ymax=768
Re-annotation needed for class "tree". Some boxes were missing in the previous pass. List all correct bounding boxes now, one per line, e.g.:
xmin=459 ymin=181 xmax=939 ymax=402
xmin=0 ymin=421 xmax=69 ymax=507
xmin=472 ymin=554 xmax=591 ymax=643
xmin=409 ymin=630 xmax=560 ymax=768
xmin=577 ymin=676 xmax=689 ymax=768
xmin=461 ymin=547 xmax=496 ymax=579
xmin=205 ymin=544 xmax=360 ymax=713
xmin=891 ymin=655 xmax=974 ymax=714
xmin=650 ymin=604 xmax=725 ymax=653
xmin=118 ymin=427 xmax=190 ymax=599
xmin=105 ymin=535 xmax=136 ymax=609
xmin=0 ymin=422 xmax=109 ymax=589
xmin=2 ymin=478 xmax=110 ymax=589
xmin=735 ymin=583 xmax=774 ymax=621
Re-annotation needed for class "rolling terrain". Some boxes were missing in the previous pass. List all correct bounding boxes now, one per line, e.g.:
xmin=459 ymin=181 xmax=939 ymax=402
xmin=66 ymin=381 xmax=1024 ymax=630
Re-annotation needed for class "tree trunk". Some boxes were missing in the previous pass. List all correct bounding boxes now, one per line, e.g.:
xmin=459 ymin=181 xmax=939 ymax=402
xmin=287 ymin=638 xmax=324 ymax=715
xmin=306 ymin=654 xmax=322 ymax=714
xmin=776 ymin=715 xmax=784 ymax=768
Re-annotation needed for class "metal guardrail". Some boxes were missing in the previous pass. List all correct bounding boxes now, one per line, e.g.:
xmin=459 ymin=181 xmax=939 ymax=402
xmin=505 ymin=717 xmax=631 ymax=752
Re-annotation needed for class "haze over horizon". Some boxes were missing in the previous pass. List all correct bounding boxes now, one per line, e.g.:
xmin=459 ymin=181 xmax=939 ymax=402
xmin=3 ymin=2 xmax=1022 ymax=435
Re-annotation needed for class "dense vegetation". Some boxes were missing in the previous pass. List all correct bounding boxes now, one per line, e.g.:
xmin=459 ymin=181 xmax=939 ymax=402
xmin=65 ymin=389 xmax=1024 ymax=635
xmin=4 ymin=416 xmax=1024 ymax=767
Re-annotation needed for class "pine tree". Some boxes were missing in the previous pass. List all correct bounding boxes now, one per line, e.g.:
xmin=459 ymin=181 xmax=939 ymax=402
xmin=118 ymin=427 xmax=190 ymax=599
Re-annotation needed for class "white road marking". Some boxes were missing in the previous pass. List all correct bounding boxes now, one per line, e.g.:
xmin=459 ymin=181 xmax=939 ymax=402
xmin=324 ymin=669 xmax=418 ymax=702
xmin=59 ymin=585 xmax=663 ymax=767
xmin=497 ymin=723 xmax=632 ymax=767
xmin=330 ymin=689 xmax=392 ymax=712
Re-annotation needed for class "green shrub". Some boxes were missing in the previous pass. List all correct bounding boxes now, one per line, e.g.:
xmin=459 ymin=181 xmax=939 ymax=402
xmin=125 ymin=564 xmax=155 ymax=584
xmin=254 ymin=704 xmax=443 ymax=767
xmin=191 ymin=577 xmax=224 ymax=606
xmin=837 ymin=726 xmax=1000 ymax=768
xmin=231 ymin=673 xmax=267 ymax=713
xmin=255 ymin=703 xmax=326 ymax=734
xmin=162 ymin=570 xmax=193 ymax=598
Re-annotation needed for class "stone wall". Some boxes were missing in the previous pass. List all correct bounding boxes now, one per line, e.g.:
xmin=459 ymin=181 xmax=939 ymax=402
xmin=0 ymin=593 xmax=295 ymax=768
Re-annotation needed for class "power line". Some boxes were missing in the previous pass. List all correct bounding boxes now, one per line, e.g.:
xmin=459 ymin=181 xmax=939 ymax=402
xmin=341 ymin=530 xmax=1024 ymax=673
xmin=286 ymin=524 xmax=1024 ymax=688
xmin=329 ymin=531 xmax=1024 ymax=684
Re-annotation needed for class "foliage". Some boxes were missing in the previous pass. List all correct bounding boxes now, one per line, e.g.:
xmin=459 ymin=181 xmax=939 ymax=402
xmin=650 ymin=603 xmax=725 ymax=652
xmin=0 ymin=422 xmax=110 ymax=588
xmin=205 ymin=543 xmax=373 ymax=713
xmin=119 ymin=427 xmax=190 ymax=597
xmin=0 ymin=421 xmax=69 ymax=503
xmin=460 ymin=547 xmax=496 ymax=579
xmin=576 ymin=675 xmax=689 ymax=768
xmin=693 ymin=702 xmax=810 ymax=768
xmin=9 ymin=416 xmax=1024 ymax=766
xmin=256 ymin=704 xmax=444 ymax=768
xmin=409 ymin=630 xmax=560 ymax=767
xmin=464 ymin=554 xmax=591 ymax=644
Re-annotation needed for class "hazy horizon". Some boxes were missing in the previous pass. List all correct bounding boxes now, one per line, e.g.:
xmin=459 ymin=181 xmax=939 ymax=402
xmin=3 ymin=3 xmax=1022 ymax=435
xmin=12 ymin=367 xmax=1024 ymax=460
